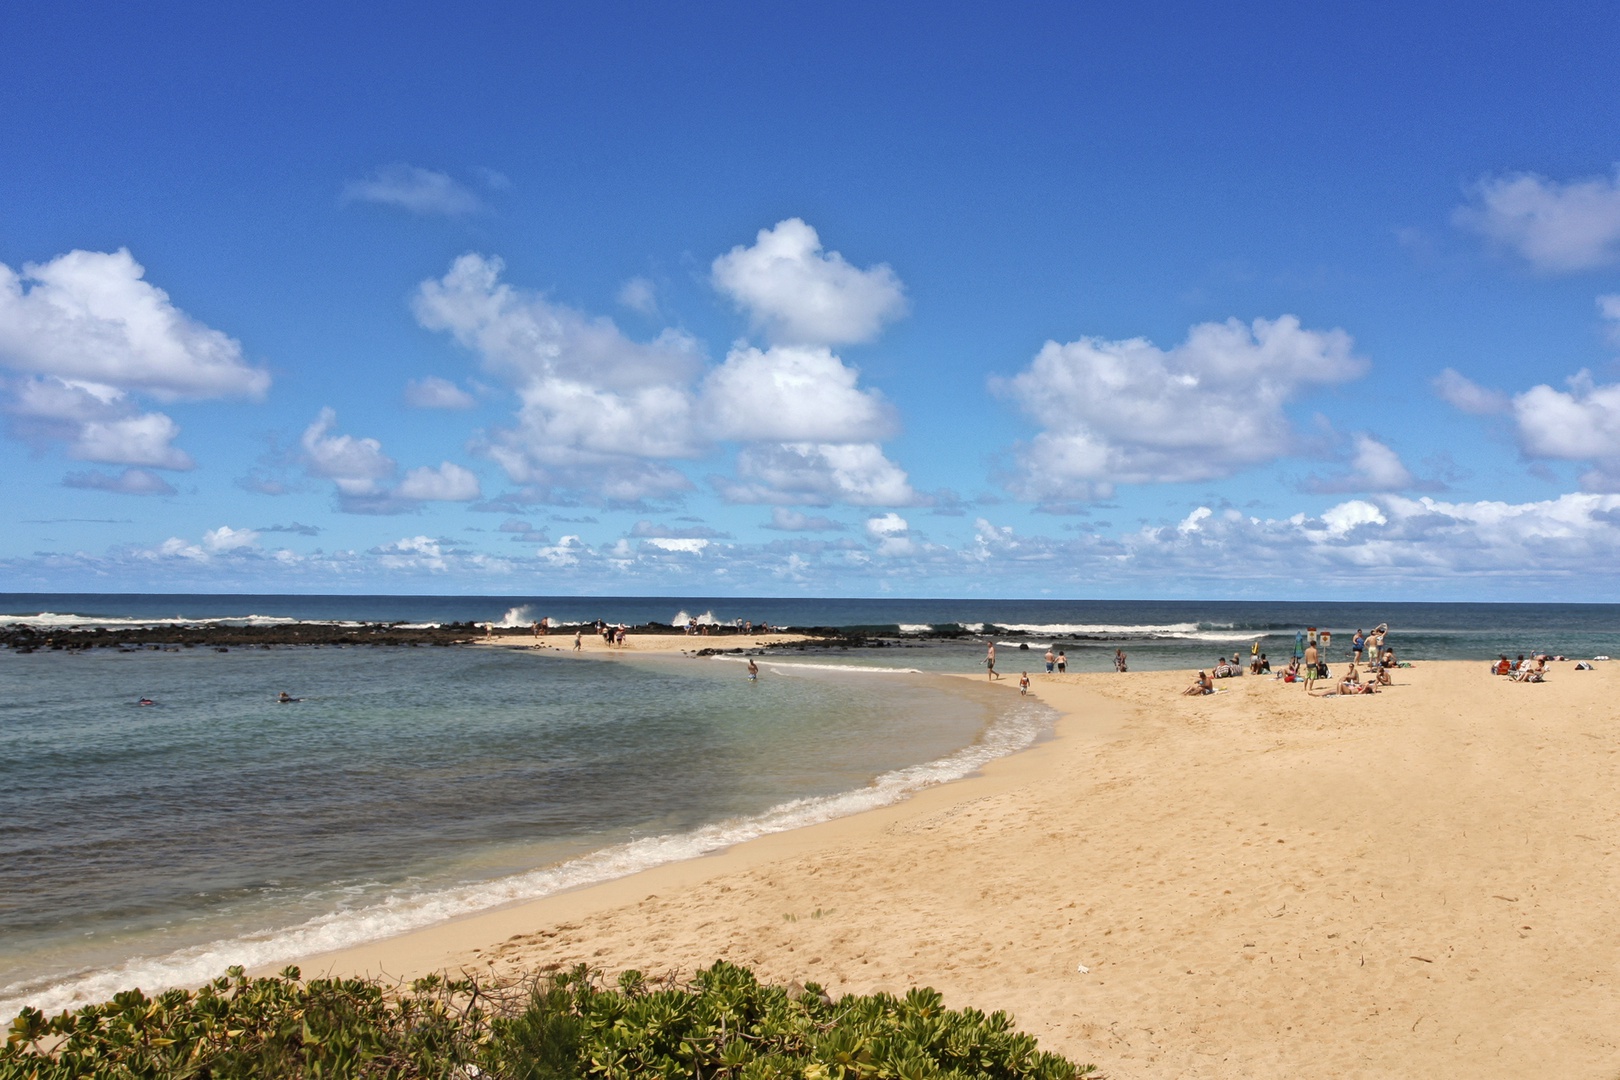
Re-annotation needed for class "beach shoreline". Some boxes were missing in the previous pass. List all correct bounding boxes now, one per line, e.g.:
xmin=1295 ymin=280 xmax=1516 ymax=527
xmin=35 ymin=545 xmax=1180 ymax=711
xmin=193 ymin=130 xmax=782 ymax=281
xmin=293 ymin=660 xmax=1620 ymax=1079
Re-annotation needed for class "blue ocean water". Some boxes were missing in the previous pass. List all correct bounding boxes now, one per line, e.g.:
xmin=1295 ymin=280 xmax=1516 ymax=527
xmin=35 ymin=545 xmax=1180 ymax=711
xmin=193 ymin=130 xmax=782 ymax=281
xmin=3 ymin=593 xmax=1618 ymax=1021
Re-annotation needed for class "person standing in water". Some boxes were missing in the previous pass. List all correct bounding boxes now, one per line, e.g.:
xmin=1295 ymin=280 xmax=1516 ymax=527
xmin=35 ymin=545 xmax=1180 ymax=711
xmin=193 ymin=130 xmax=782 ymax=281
xmin=747 ymin=658 xmax=759 ymax=681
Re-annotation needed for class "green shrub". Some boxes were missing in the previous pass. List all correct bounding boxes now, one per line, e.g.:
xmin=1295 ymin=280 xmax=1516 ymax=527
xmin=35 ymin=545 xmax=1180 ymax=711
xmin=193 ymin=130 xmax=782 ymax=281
xmin=3 ymin=960 xmax=1095 ymax=1080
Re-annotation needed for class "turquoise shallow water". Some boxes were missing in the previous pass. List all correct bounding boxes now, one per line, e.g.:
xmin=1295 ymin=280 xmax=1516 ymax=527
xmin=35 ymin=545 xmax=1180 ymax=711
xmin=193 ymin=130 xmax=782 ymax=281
xmin=0 ymin=643 xmax=1049 ymax=1018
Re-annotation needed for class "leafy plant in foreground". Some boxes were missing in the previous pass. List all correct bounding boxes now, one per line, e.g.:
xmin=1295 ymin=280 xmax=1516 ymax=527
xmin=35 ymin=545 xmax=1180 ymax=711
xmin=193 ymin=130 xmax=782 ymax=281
xmin=3 ymin=960 xmax=1097 ymax=1080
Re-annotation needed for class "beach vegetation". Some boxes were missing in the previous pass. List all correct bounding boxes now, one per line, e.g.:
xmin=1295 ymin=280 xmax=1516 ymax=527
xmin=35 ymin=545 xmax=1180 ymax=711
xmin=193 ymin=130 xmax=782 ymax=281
xmin=3 ymin=961 xmax=1093 ymax=1080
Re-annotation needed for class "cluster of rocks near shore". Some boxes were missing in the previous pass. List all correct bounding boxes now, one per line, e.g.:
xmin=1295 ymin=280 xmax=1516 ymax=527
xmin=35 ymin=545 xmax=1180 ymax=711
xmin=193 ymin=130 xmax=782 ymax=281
xmin=0 ymin=621 xmax=868 ymax=653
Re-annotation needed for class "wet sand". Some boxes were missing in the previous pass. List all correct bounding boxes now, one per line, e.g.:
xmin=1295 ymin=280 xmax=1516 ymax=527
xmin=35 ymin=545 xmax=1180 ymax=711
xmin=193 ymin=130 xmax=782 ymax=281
xmin=299 ymin=659 xmax=1620 ymax=1079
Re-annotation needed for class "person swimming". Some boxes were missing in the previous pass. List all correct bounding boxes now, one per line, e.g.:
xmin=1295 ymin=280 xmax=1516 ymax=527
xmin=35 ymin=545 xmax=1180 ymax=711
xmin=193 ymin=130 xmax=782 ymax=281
xmin=137 ymin=697 xmax=156 ymax=706
xmin=277 ymin=691 xmax=299 ymax=703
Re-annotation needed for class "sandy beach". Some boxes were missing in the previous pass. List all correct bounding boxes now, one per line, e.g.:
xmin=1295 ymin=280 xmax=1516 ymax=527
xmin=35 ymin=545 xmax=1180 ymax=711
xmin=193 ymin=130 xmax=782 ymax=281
xmin=300 ymin=659 xmax=1620 ymax=1079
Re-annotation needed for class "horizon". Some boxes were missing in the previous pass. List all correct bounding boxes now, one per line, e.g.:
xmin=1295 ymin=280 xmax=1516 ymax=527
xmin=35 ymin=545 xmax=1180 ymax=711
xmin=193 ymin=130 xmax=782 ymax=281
xmin=4 ymin=2 xmax=1620 ymax=601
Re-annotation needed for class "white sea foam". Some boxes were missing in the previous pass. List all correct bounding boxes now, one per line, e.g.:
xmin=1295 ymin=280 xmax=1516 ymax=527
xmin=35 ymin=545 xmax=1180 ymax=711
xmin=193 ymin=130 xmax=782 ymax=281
xmin=0 ymin=689 xmax=1049 ymax=1022
xmin=1 ymin=612 xmax=315 ymax=629
xmin=496 ymin=605 xmax=534 ymax=628
xmin=672 ymin=609 xmax=720 ymax=626
xmin=898 ymin=624 xmax=933 ymax=634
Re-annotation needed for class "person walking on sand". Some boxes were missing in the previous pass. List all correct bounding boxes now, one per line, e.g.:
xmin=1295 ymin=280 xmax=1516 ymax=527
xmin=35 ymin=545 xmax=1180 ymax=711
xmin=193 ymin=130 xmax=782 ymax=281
xmin=1304 ymin=639 xmax=1319 ymax=691
xmin=573 ymin=629 xmax=582 ymax=652
xmin=1019 ymin=671 xmax=1030 ymax=695
xmin=986 ymin=642 xmax=1000 ymax=680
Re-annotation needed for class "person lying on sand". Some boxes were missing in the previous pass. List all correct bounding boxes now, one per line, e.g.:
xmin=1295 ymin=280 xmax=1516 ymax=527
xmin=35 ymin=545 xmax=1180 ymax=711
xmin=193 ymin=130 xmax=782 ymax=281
xmin=1311 ymin=679 xmax=1377 ymax=696
xmin=1182 ymin=671 xmax=1214 ymax=695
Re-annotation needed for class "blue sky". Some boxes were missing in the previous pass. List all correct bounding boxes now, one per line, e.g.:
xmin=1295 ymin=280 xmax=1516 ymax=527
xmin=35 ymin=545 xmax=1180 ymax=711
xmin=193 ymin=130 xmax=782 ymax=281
xmin=3 ymin=1 xmax=1620 ymax=599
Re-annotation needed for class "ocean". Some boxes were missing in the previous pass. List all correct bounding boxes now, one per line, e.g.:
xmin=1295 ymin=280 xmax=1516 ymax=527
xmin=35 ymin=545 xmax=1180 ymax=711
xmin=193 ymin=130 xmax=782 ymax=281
xmin=3 ymin=594 xmax=1618 ymax=1020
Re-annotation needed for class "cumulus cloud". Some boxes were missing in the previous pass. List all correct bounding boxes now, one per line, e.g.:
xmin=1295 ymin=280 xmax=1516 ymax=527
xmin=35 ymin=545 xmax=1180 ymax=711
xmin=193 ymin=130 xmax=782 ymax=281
xmin=717 ymin=442 xmax=920 ymax=507
xmin=204 ymin=525 xmax=259 ymax=552
xmin=701 ymin=345 xmax=896 ymax=442
xmin=1434 ymin=368 xmax=1510 ymax=415
xmin=0 ymin=249 xmax=268 ymax=398
xmin=711 ymin=218 xmax=907 ymax=346
xmin=1307 ymin=434 xmax=1420 ymax=494
xmin=404 ymin=376 xmax=477 ymax=409
xmin=0 ymin=248 xmax=267 ymax=471
xmin=415 ymin=253 xmax=705 ymax=502
xmin=642 ymin=537 xmax=710 ymax=554
xmin=301 ymin=408 xmax=396 ymax=495
xmin=1000 ymin=315 xmax=1365 ymax=501
xmin=1455 ymin=167 xmax=1620 ymax=272
xmin=63 ymin=467 xmax=177 ymax=496
xmin=299 ymin=408 xmax=482 ymax=511
xmin=416 ymin=232 xmax=915 ymax=508
xmin=343 ymin=164 xmax=483 ymax=216
xmin=1511 ymin=371 xmax=1620 ymax=489
xmin=397 ymin=461 xmax=482 ymax=502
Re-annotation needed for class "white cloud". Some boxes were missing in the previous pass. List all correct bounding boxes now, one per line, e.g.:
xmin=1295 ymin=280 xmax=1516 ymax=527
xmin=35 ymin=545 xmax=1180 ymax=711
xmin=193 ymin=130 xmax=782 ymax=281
xmin=63 ymin=467 xmax=176 ymax=496
xmin=1001 ymin=315 xmax=1365 ymax=500
xmin=404 ymin=376 xmax=477 ymax=409
xmin=4 ymin=375 xmax=194 ymax=470
xmin=1455 ymin=168 xmax=1620 ymax=273
xmin=0 ymin=249 xmax=269 ymax=399
xmin=1434 ymin=368 xmax=1510 ymax=415
xmin=1309 ymin=434 xmax=1419 ymax=493
xmin=374 ymin=535 xmax=449 ymax=571
xmin=415 ymin=254 xmax=706 ymax=502
xmin=203 ymin=525 xmax=259 ymax=552
xmin=865 ymin=511 xmax=909 ymax=537
xmin=1318 ymin=499 xmax=1387 ymax=535
xmin=1512 ymin=371 xmax=1620 ymax=489
xmin=301 ymin=408 xmax=396 ymax=495
xmin=711 ymin=218 xmax=907 ymax=346
xmin=643 ymin=537 xmax=710 ymax=553
xmin=718 ymin=442 xmax=919 ymax=507
xmin=343 ymin=164 xmax=483 ymax=216
xmin=617 ymin=276 xmax=659 ymax=317
xmin=701 ymin=344 xmax=896 ymax=442
xmin=71 ymin=412 xmax=193 ymax=469
xmin=397 ymin=461 xmax=482 ymax=501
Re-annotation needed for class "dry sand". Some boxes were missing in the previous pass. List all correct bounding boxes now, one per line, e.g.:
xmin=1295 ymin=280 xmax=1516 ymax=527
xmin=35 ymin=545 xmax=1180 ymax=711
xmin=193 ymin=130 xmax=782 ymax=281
xmin=301 ymin=659 xmax=1620 ymax=1079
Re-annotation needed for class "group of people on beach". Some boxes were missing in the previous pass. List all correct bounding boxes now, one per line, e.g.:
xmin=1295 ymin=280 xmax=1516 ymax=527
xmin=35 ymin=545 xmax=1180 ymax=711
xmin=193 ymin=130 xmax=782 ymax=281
xmin=1183 ymin=623 xmax=1397 ymax=698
